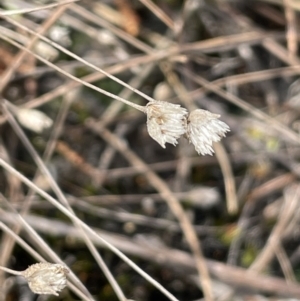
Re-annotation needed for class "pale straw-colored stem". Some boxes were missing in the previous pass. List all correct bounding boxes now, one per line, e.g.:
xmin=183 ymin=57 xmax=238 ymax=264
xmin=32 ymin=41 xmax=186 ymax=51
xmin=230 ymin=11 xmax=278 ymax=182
xmin=0 ymin=0 xmax=78 ymax=16
xmin=2 ymin=15 xmax=155 ymax=107
xmin=0 ymin=34 xmax=146 ymax=113
xmin=0 ymin=158 xmax=179 ymax=301
xmin=0 ymin=266 xmax=22 ymax=276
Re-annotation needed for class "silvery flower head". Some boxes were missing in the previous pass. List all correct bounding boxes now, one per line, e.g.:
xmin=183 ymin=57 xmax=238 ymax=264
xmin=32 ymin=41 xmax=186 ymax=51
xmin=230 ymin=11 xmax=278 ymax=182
xmin=187 ymin=109 xmax=230 ymax=155
xmin=22 ymin=262 xmax=69 ymax=296
xmin=146 ymin=100 xmax=188 ymax=148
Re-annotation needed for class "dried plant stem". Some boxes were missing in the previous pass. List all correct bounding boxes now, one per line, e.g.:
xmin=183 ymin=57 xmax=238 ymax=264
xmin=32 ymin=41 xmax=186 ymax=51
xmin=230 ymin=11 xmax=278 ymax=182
xmin=0 ymin=0 xmax=78 ymax=16
xmin=249 ymin=184 xmax=300 ymax=273
xmin=0 ymin=5 xmax=70 ymax=93
xmin=275 ymin=243 xmax=296 ymax=282
xmin=3 ymin=29 xmax=213 ymax=300
xmin=71 ymin=4 xmax=270 ymax=55
xmin=0 ymin=51 xmax=163 ymax=127
xmin=214 ymin=143 xmax=238 ymax=214
xmin=180 ymin=67 xmax=300 ymax=145
xmin=138 ymin=0 xmax=174 ymax=30
xmin=195 ymin=65 xmax=300 ymax=97
xmin=0 ymin=266 xmax=22 ymax=276
xmin=0 ymin=27 xmax=215 ymax=298
xmin=1 ymin=102 xmax=127 ymax=301
xmin=71 ymin=3 xmax=152 ymax=53
xmin=0 ymin=100 xmax=94 ymax=300
xmin=95 ymin=64 xmax=155 ymax=186
xmin=18 ymin=55 xmax=300 ymax=119
xmin=3 ymin=210 xmax=300 ymax=298
xmin=86 ymin=119 xmax=214 ymax=301
xmin=0 ymin=210 xmax=93 ymax=301
xmin=0 ymin=158 xmax=179 ymax=301
xmin=0 ymin=3 xmax=72 ymax=289
xmin=2 ymin=15 xmax=156 ymax=106
xmin=0 ymin=32 xmax=275 ymax=126
xmin=0 ymin=34 xmax=145 ymax=113
xmin=160 ymin=61 xmax=237 ymax=213
xmin=2 ymin=169 xmax=93 ymax=301
xmin=283 ymin=0 xmax=298 ymax=57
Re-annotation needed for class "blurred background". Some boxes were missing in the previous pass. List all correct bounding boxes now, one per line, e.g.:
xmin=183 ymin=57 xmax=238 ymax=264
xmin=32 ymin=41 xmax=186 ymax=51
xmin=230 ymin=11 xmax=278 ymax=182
xmin=1 ymin=0 xmax=300 ymax=300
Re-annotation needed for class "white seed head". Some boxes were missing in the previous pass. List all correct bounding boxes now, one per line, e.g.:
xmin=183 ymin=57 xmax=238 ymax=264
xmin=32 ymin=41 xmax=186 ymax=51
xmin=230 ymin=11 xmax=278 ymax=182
xmin=15 ymin=108 xmax=53 ymax=133
xmin=49 ymin=25 xmax=71 ymax=47
xmin=187 ymin=109 xmax=230 ymax=156
xmin=34 ymin=41 xmax=59 ymax=61
xmin=146 ymin=100 xmax=188 ymax=148
xmin=22 ymin=262 xmax=69 ymax=296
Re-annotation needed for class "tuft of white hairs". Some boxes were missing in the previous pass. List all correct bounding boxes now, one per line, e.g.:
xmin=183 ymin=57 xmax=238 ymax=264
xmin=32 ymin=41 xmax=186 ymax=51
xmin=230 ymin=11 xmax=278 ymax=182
xmin=22 ymin=262 xmax=69 ymax=296
xmin=186 ymin=109 xmax=230 ymax=156
xmin=146 ymin=100 xmax=188 ymax=148
xmin=145 ymin=101 xmax=230 ymax=155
